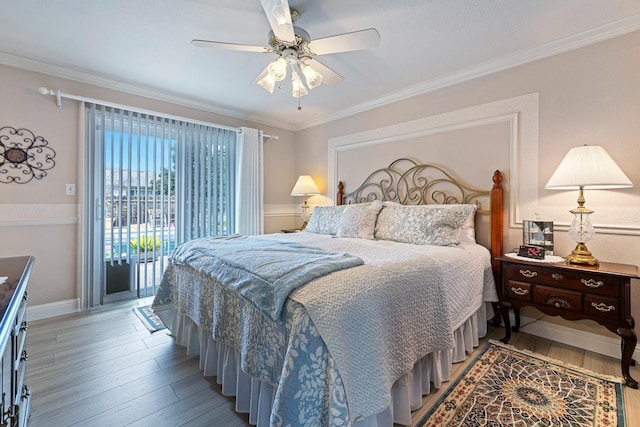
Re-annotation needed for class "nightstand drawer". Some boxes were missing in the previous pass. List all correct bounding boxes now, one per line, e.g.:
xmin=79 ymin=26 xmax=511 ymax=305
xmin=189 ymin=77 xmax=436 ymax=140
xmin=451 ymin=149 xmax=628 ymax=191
xmin=502 ymin=264 xmax=618 ymax=297
xmin=585 ymin=295 xmax=620 ymax=322
xmin=506 ymin=281 xmax=532 ymax=301
xmin=574 ymin=274 xmax=619 ymax=297
xmin=534 ymin=285 xmax=582 ymax=313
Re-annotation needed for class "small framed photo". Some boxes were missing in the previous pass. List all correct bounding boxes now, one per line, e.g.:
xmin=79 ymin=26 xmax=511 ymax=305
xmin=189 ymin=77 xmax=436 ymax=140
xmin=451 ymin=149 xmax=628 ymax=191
xmin=523 ymin=220 xmax=554 ymax=256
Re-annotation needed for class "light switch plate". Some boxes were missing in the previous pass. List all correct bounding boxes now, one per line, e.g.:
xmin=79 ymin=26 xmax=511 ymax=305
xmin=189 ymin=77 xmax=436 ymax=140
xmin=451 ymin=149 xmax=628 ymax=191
xmin=65 ymin=183 xmax=76 ymax=196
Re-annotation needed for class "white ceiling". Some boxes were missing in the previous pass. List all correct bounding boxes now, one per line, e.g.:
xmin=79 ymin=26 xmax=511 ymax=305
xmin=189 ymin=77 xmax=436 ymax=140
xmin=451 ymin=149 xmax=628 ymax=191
xmin=2 ymin=1 xmax=640 ymax=130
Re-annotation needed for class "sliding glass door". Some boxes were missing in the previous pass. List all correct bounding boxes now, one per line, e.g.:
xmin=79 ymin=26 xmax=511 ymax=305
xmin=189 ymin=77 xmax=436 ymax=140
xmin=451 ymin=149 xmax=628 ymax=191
xmin=84 ymin=104 xmax=236 ymax=306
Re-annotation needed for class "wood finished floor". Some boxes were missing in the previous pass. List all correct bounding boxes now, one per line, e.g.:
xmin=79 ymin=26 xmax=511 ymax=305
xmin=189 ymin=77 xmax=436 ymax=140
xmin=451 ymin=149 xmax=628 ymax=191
xmin=26 ymin=298 xmax=640 ymax=426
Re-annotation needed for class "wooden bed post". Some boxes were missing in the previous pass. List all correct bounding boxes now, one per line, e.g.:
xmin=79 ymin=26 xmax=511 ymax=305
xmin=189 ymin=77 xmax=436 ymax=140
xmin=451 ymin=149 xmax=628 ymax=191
xmin=490 ymin=170 xmax=504 ymax=327
xmin=490 ymin=170 xmax=504 ymax=276
xmin=337 ymin=181 xmax=345 ymax=206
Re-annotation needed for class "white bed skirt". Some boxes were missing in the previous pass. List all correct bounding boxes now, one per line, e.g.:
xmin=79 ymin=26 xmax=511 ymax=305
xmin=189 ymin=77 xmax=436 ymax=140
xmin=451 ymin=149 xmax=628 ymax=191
xmin=168 ymin=302 xmax=492 ymax=427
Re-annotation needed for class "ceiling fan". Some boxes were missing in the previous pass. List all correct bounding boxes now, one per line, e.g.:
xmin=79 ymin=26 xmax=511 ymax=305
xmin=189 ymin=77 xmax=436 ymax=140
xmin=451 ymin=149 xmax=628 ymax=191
xmin=192 ymin=0 xmax=380 ymax=104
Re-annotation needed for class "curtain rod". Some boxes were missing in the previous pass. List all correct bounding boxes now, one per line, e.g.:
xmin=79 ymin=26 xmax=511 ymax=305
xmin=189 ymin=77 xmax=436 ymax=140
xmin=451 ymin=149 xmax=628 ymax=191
xmin=38 ymin=86 xmax=241 ymax=133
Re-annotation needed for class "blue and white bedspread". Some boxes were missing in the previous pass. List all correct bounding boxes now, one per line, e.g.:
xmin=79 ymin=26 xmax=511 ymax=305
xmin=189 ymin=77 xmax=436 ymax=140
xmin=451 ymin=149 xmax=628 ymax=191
xmin=168 ymin=235 xmax=363 ymax=320
xmin=153 ymin=232 xmax=497 ymax=425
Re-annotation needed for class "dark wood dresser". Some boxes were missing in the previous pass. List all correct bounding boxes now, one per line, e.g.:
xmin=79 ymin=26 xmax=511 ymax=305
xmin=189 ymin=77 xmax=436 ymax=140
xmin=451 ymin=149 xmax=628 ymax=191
xmin=0 ymin=256 xmax=34 ymax=426
xmin=497 ymin=255 xmax=639 ymax=388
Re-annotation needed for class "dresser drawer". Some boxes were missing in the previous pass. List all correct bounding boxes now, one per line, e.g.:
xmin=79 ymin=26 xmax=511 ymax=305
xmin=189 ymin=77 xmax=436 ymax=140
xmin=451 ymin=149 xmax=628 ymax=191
xmin=502 ymin=264 xmax=618 ymax=297
xmin=585 ymin=295 xmax=620 ymax=322
xmin=533 ymin=285 xmax=582 ymax=313
xmin=506 ymin=281 xmax=532 ymax=301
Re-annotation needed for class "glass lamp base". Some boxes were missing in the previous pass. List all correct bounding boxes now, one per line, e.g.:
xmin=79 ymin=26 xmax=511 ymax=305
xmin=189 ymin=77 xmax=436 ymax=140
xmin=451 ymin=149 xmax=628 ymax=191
xmin=566 ymin=242 xmax=599 ymax=266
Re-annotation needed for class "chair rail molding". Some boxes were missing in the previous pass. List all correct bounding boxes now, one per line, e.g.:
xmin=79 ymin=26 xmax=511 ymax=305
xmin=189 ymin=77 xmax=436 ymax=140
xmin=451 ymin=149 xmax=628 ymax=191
xmin=0 ymin=204 xmax=79 ymax=226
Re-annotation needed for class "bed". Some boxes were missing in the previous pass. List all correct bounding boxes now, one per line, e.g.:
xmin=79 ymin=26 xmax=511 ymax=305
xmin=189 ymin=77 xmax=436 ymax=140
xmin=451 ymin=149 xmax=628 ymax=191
xmin=152 ymin=158 xmax=504 ymax=426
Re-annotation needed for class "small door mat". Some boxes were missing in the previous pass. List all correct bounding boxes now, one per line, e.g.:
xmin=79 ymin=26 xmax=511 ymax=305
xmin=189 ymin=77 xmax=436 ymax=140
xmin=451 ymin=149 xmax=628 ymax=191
xmin=417 ymin=339 xmax=625 ymax=426
xmin=133 ymin=305 xmax=166 ymax=332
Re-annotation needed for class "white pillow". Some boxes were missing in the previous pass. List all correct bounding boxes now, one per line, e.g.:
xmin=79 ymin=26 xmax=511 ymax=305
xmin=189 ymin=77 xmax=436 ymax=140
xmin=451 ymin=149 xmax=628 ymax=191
xmin=336 ymin=201 xmax=384 ymax=239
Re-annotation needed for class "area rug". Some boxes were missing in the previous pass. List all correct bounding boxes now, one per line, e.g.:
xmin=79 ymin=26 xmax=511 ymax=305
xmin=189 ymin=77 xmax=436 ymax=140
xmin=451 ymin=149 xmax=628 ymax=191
xmin=133 ymin=305 xmax=166 ymax=332
xmin=417 ymin=339 xmax=625 ymax=426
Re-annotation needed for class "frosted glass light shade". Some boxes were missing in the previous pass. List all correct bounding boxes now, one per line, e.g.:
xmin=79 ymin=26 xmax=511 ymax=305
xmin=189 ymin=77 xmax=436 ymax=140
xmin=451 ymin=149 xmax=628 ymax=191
xmin=545 ymin=145 xmax=632 ymax=190
xmin=268 ymin=58 xmax=287 ymax=82
xmin=302 ymin=65 xmax=323 ymax=89
xmin=290 ymin=175 xmax=320 ymax=196
xmin=257 ymin=73 xmax=276 ymax=93
xmin=291 ymin=70 xmax=308 ymax=98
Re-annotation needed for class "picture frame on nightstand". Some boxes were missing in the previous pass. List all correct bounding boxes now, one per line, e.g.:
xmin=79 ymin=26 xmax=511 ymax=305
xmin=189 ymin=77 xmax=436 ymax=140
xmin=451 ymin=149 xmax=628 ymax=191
xmin=523 ymin=220 xmax=554 ymax=256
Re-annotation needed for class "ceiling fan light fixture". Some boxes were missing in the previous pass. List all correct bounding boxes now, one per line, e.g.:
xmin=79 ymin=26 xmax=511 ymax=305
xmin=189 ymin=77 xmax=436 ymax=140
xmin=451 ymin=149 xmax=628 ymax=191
xmin=268 ymin=57 xmax=288 ymax=81
xmin=257 ymin=73 xmax=276 ymax=94
xmin=291 ymin=69 xmax=308 ymax=98
xmin=302 ymin=64 xmax=323 ymax=89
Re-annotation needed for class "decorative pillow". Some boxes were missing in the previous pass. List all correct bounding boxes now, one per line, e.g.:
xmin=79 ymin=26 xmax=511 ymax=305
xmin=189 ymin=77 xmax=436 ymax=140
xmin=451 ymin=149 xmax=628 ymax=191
xmin=424 ymin=204 xmax=477 ymax=243
xmin=305 ymin=205 xmax=347 ymax=235
xmin=374 ymin=203 xmax=476 ymax=246
xmin=336 ymin=201 xmax=384 ymax=239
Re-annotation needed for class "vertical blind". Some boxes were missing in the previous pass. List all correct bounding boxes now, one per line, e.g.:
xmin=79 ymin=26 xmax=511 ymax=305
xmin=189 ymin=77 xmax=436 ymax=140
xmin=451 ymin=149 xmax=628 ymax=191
xmin=85 ymin=103 xmax=237 ymax=286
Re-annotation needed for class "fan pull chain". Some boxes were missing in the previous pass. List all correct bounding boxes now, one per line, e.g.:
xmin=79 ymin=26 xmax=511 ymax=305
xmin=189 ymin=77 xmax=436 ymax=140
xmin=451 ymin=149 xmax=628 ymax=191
xmin=298 ymin=97 xmax=302 ymax=111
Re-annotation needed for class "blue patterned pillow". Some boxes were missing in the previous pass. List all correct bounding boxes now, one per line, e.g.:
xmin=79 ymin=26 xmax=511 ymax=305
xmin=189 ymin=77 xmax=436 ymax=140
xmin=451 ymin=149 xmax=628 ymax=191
xmin=336 ymin=201 xmax=384 ymax=239
xmin=374 ymin=204 xmax=476 ymax=246
xmin=305 ymin=205 xmax=347 ymax=235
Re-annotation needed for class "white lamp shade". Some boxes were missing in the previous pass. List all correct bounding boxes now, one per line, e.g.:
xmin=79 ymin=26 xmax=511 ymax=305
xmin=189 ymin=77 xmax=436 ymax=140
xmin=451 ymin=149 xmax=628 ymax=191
xmin=545 ymin=145 xmax=633 ymax=190
xmin=290 ymin=175 xmax=320 ymax=196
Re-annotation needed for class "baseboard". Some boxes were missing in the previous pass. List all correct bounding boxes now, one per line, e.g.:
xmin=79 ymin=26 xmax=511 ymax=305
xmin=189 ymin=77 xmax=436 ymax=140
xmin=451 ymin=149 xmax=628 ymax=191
xmin=514 ymin=312 xmax=640 ymax=361
xmin=27 ymin=298 xmax=81 ymax=321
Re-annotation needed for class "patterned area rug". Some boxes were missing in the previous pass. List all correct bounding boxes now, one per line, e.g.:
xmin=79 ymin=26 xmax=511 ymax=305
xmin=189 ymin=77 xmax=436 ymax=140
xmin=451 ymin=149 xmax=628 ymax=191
xmin=418 ymin=340 xmax=625 ymax=426
xmin=133 ymin=305 xmax=166 ymax=332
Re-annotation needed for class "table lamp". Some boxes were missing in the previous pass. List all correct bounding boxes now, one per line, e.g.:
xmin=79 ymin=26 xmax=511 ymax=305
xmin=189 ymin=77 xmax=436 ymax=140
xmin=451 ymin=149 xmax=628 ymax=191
xmin=290 ymin=175 xmax=320 ymax=230
xmin=545 ymin=145 xmax=632 ymax=265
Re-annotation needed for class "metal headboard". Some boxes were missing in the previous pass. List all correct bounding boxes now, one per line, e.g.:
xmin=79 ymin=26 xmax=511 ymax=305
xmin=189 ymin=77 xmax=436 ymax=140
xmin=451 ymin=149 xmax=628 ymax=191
xmin=337 ymin=158 xmax=490 ymax=212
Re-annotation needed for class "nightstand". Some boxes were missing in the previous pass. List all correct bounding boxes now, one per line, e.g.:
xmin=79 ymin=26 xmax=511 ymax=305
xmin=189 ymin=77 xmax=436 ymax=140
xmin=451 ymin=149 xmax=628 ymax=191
xmin=497 ymin=255 xmax=640 ymax=388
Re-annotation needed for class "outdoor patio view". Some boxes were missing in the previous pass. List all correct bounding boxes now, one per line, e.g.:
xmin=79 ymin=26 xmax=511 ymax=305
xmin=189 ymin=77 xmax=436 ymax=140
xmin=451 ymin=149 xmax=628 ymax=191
xmin=104 ymin=151 xmax=177 ymax=298
xmin=91 ymin=105 xmax=237 ymax=301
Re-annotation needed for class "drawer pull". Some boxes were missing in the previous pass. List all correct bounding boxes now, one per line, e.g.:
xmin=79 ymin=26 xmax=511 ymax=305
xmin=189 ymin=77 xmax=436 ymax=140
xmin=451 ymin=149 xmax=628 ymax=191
xmin=20 ymin=321 xmax=28 ymax=332
xmin=511 ymin=287 xmax=529 ymax=296
xmin=582 ymin=278 xmax=604 ymax=288
xmin=546 ymin=296 xmax=571 ymax=309
xmin=519 ymin=269 xmax=537 ymax=278
xmin=20 ymin=350 xmax=28 ymax=362
xmin=552 ymin=273 xmax=563 ymax=280
xmin=591 ymin=302 xmax=615 ymax=312
xmin=23 ymin=291 xmax=28 ymax=301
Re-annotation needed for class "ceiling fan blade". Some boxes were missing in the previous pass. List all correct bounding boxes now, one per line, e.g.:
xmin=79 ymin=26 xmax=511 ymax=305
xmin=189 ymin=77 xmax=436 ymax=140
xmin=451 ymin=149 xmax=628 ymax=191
xmin=259 ymin=0 xmax=295 ymax=43
xmin=191 ymin=39 xmax=268 ymax=53
xmin=308 ymin=28 xmax=381 ymax=55
xmin=307 ymin=59 xmax=344 ymax=87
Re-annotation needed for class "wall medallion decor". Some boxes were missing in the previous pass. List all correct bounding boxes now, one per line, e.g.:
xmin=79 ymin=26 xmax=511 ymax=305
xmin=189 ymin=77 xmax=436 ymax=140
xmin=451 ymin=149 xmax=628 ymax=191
xmin=0 ymin=126 xmax=56 ymax=184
